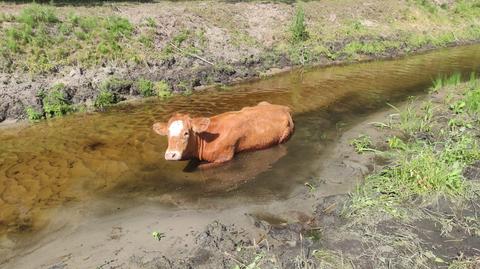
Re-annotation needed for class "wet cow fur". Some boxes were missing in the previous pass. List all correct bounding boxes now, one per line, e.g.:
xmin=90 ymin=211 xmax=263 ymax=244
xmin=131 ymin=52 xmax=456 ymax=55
xmin=152 ymin=101 xmax=294 ymax=165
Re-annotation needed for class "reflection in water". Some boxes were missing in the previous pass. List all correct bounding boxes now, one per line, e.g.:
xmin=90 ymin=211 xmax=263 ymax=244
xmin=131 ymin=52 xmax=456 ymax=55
xmin=1 ymin=44 xmax=480 ymax=235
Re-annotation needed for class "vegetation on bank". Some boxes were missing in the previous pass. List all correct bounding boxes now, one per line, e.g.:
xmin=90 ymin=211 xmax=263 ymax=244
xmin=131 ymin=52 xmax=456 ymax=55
xmin=0 ymin=1 xmax=479 ymax=121
xmin=340 ymin=74 xmax=480 ymax=267
xmin=346 ymin=74 xmax=480 ymax=219
xmin=1 ymin=1 xmax=479 ymax=74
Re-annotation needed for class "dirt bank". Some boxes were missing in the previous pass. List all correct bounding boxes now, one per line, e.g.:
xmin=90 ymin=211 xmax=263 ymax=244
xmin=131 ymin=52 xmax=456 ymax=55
xmin=1 ymin=0 xmax=480 ymax=122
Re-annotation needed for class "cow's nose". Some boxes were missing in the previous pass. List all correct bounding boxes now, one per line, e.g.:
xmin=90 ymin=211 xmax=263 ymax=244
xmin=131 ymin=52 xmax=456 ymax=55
xmin=165 ymin=151 xmax=181 ymax=160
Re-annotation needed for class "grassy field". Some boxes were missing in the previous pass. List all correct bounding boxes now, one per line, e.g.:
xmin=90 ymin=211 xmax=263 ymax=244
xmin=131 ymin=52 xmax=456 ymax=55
xmin=0 ymin=0 xmax=480 ymax=121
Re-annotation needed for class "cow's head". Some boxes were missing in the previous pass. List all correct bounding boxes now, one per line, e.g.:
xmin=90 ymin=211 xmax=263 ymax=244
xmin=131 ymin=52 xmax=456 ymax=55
xmin=152 ymin=113 xmax=210 ymax=160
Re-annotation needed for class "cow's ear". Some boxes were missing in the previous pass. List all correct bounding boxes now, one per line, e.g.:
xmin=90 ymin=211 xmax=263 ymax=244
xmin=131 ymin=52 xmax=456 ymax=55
xmin=191 ymin=117 xmax=210 ymax=133
xmin=152 ymin=122 xmax=168 ymax=136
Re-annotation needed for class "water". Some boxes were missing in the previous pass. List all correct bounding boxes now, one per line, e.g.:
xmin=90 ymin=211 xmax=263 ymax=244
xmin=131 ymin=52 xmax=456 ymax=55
xmin=1 ymin=44 xmax=480 ymax=237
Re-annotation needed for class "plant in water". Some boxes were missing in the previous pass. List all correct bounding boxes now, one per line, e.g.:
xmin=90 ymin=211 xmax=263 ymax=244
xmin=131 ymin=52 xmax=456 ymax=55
xmin=290 ymin=6 xmax=308 ymax=43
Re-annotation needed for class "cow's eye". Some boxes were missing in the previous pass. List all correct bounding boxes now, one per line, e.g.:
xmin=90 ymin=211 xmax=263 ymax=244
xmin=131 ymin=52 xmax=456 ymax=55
xmin=184 ymin=131 xmax=189 ymax=137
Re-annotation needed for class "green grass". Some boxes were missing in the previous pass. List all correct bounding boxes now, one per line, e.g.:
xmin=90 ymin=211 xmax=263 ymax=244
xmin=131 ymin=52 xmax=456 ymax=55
xmin=349 ymin=135 xmax=377 ymax=154
xmin=389 ymin=100 xmax=433 ymax=136
xmin=40 ymin=83 xmax=74 ymax=118
xmin=154 ymin=80 xmax=171 ymax=98
xmin=290 ymin=6 xmax=308 ymax=44
xmin=25 ymin=107 xmax=44 ymax=122
xmin=0 ymin=4 xmax=144 ymax=73
xmin=136 ymin=78 xmax=155 ymax=97
xmin=345 ymin=78 xmax=480 ymax=220
xmin=94 ymin=89 xmax=117 ymax=109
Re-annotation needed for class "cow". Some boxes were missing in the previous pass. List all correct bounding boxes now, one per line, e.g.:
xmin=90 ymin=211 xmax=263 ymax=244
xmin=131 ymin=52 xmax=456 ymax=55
xmin=152 ymin=101 xmax=294 ymax=167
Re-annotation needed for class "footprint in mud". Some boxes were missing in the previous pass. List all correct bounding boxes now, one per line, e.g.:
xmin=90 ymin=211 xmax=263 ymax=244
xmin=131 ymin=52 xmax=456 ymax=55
xmin=342 ymin=159 xmax=370 ymax=175
xmin=108 ymin=226 xmax=124 ymax=240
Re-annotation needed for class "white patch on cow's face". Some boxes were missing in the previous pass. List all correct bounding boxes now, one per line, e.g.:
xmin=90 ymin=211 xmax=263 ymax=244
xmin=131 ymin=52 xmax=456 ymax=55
xmin=168 ymin=120 xmax=184 ymax=137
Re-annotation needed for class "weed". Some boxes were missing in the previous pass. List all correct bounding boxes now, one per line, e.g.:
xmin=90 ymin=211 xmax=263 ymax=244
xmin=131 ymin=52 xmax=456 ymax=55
xmin=415 ymin=0 xmax=438 ymax=14
xmin=389 ymin=100 xmax=433 ymax=136
xmin=136 ymin=78 xmax=155 ymax=97
xmin=145 ymin=17 xmax=156 ymax=28
xmin=41 ymin=83 xmax=74 ymax=118
xmin=94 ymin=90 xmax=117 ymax=109
xmin=25 ymin=107 xmax=44 ymax=121
xmin=464 ymin=87 xmax=480 ymax=113
xmin=100 ymin=77 xmax=132 ymax=93
xmin=387 ymin=136 xmax=407 ymax=150
xmin=152 ymin=231 xmax=165 ymax=241
xmin=350 ymin=135 xmax=377 ymax=154
xmin=290 ymin=6 xmax=308 ymax=43
xmin=432 ymin=72 xmax=462 ymax=92
xmin=154 ymin=80 xmax=171 ymax=98
xmin=17 ymin=4 xmax=59 ymax=27
xmin=312 ymin=249 xmax=350 ymax=268
xmin=450 ymin=100 xmax=466 ymax=114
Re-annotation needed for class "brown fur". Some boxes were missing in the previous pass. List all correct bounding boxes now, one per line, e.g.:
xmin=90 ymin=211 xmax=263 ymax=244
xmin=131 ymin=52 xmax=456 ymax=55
xmin=152 ymin=101 xmax=294 ymax=164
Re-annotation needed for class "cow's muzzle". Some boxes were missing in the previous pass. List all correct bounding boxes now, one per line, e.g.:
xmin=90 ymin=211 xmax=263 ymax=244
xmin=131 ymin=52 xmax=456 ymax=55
xmin=165 ymin=150 xmax=182 ymax=161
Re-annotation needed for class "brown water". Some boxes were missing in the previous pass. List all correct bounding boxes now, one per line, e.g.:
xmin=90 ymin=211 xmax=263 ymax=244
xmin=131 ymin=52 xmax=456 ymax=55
xmin=1 ymin=44 xmax=480 ymax=237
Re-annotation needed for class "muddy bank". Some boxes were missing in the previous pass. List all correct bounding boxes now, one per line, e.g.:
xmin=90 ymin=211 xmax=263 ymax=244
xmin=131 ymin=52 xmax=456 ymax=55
xmin=1 ymin=0 xmax=480 ymax=122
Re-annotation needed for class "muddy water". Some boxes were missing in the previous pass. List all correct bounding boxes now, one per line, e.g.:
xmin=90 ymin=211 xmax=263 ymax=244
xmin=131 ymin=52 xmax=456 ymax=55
xmin=1 ymin=45 xmax=480 ymax=239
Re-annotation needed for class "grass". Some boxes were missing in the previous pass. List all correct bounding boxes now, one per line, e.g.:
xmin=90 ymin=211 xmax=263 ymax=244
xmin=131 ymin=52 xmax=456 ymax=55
xmin=290 ymin=6 xmax=308 ymax=44
xmin=94 ymin=89 xmax=117 ymax=109
xmin=25 ymin=107 xmax=44 ymax=122
xmin=136 ymin=78 xmax=155 ymax=97
xmin=349 ymin=135 xmax=377 ymax=154
xmin=24 ymin=83 xmax=76 ymax=121
xmin=154 ymin=80 xmax=172 ymax=98
xmin=345 ymin=77 xmax=480 ymax=220
xmin=0 ymin=4 xmax=148 ymax=73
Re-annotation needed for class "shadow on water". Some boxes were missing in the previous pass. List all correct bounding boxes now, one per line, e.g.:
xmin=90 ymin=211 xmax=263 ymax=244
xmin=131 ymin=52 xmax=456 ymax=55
xmin=0 ymin=44 xmax=480 ymax=236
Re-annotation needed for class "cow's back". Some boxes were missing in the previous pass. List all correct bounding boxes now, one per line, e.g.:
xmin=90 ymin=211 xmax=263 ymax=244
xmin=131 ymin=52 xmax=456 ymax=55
xmin=201 ymin=103 xmax=293 ymax=160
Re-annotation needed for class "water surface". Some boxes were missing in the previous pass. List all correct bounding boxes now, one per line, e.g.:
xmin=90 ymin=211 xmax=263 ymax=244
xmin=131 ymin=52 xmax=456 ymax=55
xmin=1 ymin=44 xmax=480 ymax=236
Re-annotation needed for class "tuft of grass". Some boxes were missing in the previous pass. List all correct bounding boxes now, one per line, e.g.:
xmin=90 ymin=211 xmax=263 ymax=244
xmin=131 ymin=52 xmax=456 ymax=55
xmin=350 ymin=135 xmax=377 ymax=154
xmin=17 ymin=4 xmax=59 ymax=27
xmin=154 ymin=80 xmax=171 ymax=98
xmin=431 ymin=72 xmax=463 ymax=92
xmin=136 ymin=78 xmax=155 ymax=97
xmin=40 ymin=83 xmax=74 ymax=118
xmin=389 ymin=100 xmax=433 ymax=136
xmin=464 ymin=87 xmax=480 ymax=113
xmin=25 ymin=107 xmax=44 ymax=122
xmin=387 ymin=136 xmax=407 ymax=150
xmin=94 ymin=90 xmax=117 ymax=109
xmin=290 ymin=6 xmax=308 ymax=43
xmin=100 ymin=76 xmax=132 ymax=93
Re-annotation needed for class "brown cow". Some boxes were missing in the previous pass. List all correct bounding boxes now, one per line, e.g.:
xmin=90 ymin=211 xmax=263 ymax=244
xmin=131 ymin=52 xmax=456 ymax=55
xmin=152 ymin=101 xmax=294 ymax=165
